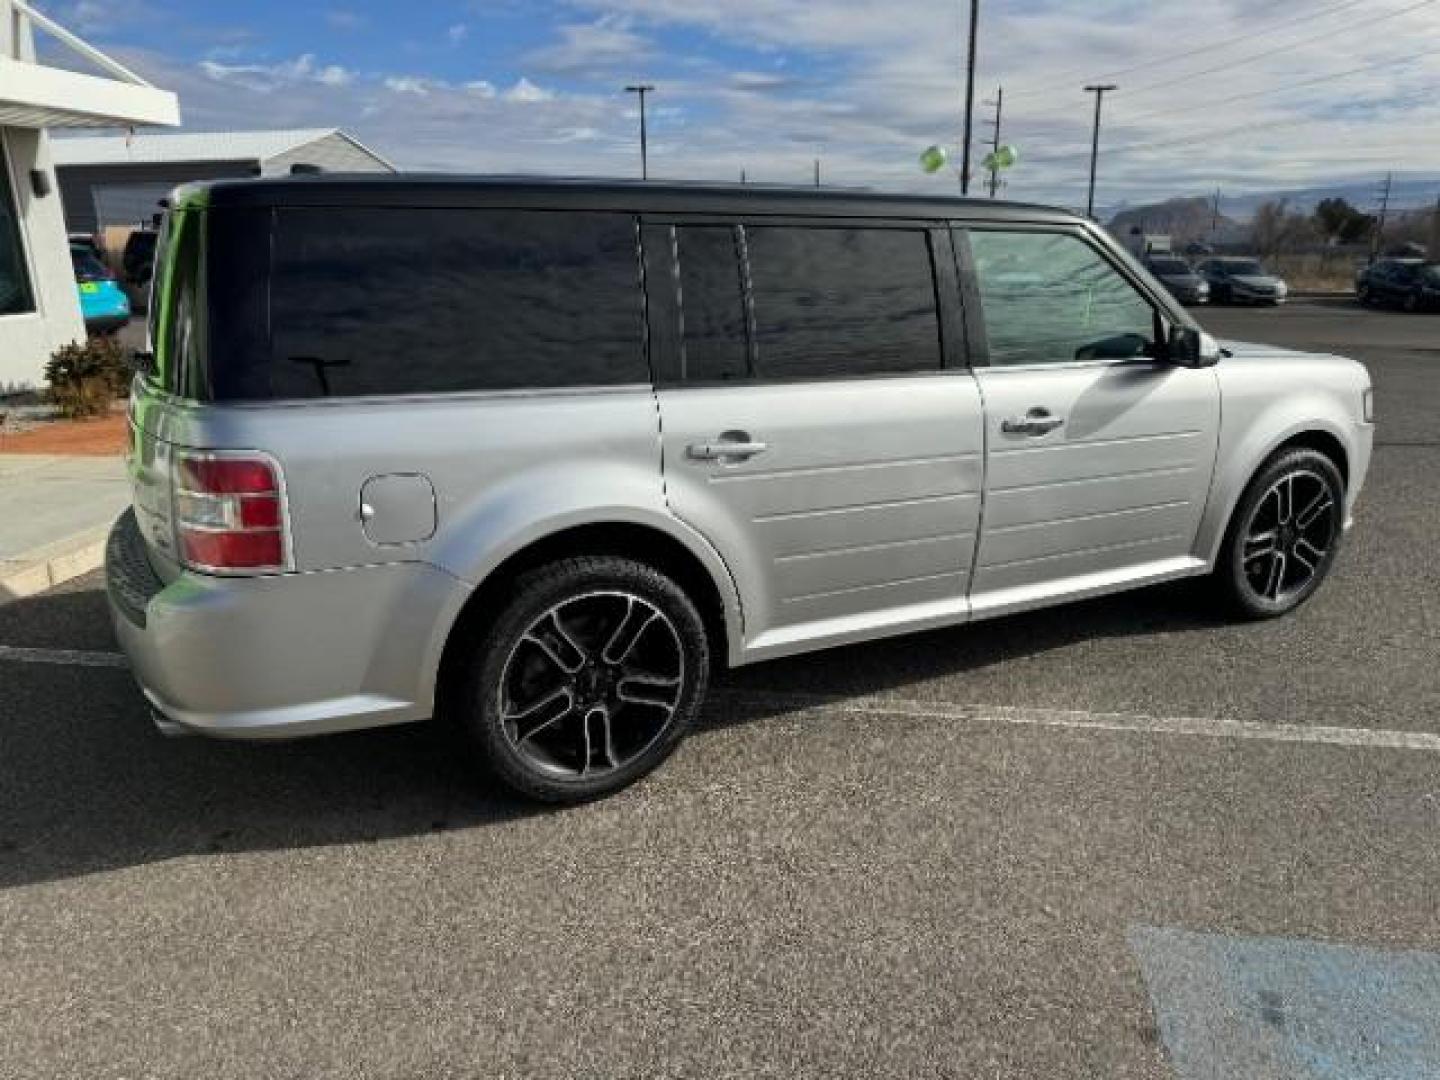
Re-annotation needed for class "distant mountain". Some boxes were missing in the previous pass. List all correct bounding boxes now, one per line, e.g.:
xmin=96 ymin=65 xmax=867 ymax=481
xmin=1105 ymin=174 xmax=1440 ymax=227
xmin=1213 ymin=174 xmax=1440 ymax=220
xmin=1107 ymin=196 xmax=1240 ymax=241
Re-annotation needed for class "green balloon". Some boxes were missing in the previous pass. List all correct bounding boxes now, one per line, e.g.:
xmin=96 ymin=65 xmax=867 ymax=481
xmin=919 ymin=145 xmax=948 ymax=174
xmin=983 ymin=144 xmax=1019 ymax=170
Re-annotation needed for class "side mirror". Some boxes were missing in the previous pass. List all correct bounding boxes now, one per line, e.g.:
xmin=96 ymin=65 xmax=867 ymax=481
xmin=1166 ymin=325 xmax=1220 ymax=368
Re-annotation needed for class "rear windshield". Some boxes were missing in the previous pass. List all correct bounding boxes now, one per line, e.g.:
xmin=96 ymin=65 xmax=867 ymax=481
xmin=1147 ymin=257 xmax=1189 ymax=274
xmin=70 ymin=247 xmax=109 ymax=281
xmin=193 ymin=206 xmax=648 ymax=401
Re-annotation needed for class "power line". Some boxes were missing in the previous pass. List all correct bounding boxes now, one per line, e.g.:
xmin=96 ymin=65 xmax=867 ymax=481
xmin=1013 ymin=52 xmax=1440 ymax=169
xmin=1112 ymin=0 xmax=1436 ymax=101
xmin=1006 ymin=0 xmax=1372 ymax=99
xmin=1094 ymin=46 xmax=1434 ymax=134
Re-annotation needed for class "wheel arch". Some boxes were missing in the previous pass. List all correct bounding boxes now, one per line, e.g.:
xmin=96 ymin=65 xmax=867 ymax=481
xmin=433 ymin=518 xmax=742 ymax=718
xmin=1198 ymin=416 xmax=1354 ymax=566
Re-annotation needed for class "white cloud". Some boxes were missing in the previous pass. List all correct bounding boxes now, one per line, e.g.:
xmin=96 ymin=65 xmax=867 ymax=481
xmin=525 ymin=16 xmax=652 ymax=75
xmin=315 ymin=64 xmax=352 ymax=87
xmin=465 ymin=80 xmax=498 ymax=98
xmin=447 ymin=23 xmax=469 ymax=44
xmin=383 ymin=75 xmax=433 ymax=96
xmin=198 ymin=52 xmax=353 ymax=94
xmin=503 ymin=77 xmax=554 ymax=104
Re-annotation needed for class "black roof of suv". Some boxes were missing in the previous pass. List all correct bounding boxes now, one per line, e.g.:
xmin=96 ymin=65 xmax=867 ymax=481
xmin=179 ymin=174 xmax=1075 ymax=224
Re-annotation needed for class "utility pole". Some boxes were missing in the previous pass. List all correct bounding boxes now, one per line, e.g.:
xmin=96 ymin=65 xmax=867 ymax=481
xmin=740 ymin=169 xmax=747 ymax=184
xmin=1083 ymin=84 xmax=1116 ymax=220
xmin=623 ymin=84 xmax=654 ymax=180
xmin=814 ymin=159 xmax=821 ymax=187
xmin=1369 ymin=171 xmax=1393 ymax=264
xmin=1211 ymin=187 xmax=1221 ymax=236
xmin=1429 ymin=193 xmax=1440 ymax=261
xmin=981 ymin=85 xmax=1003 ymax=197
xmin=960 ymin=0 xmax=979 ymax=195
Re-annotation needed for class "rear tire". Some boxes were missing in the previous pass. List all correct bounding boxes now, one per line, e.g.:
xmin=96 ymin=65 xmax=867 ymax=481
xmin=1357 ymin=284 xmax=1371 ymax=306
xmin=1213 ymin=448 xmax=1345 ymax=620
xmin=1404 ymin=292 xmax=1420 ymax=313
xmin=454 ymin=556 xmax=710 ymax=803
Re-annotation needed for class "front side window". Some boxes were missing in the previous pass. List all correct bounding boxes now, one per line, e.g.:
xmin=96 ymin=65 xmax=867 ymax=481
xmin=967 ymin=230 xmax=1158 ymax=367
xmin=0 ymin=146 xmax=35 ymax=317
xmin=233 ymin=209 xmax=645 ymax=400
xmin=744 ymin=226 xmax=941 ymax=379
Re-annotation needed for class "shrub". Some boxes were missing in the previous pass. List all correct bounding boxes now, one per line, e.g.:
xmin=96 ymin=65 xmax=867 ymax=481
xmin=44 ymin=337 xmax=133 ymax=419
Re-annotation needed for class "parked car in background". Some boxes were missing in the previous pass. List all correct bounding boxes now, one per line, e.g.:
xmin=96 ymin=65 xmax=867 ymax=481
xmin=107 ymin=177 xmax=1372 ymax=803
xmin=120 ymin=227 xmax=159 ymax=312
xmin=1196 ymin=257 xmax=1289 ymax=305
xmin=1143 ymin=254 xmax=1209 ymax=304
xmin=1355 ymin=259 xmax=1440 ymax=312
xmin=70 ymin=242 xmax=129 ymax=335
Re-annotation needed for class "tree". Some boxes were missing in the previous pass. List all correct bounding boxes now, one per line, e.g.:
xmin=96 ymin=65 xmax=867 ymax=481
xmin=1313 ymin=197 xmax=1374 ymax=244
xmin=1251 ymin=199 xmax=1317 ymax=256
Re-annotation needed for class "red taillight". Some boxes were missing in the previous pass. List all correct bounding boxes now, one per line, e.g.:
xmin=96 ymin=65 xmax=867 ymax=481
xmin=173 ymin=452 xmax=288 ymax=573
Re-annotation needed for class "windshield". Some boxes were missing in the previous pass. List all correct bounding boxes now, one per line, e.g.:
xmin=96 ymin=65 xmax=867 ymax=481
xmin=1223 ymin=259 xmax=1267 ymax=276
xmin=70 ymin=247 xmax=110 ymax=281
xmin=1148 ymin=257 xmax=1190 ymax=274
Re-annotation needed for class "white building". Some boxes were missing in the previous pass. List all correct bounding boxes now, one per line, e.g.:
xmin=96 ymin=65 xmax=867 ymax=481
xmin=0 ymin=0 xmax=178 ymax=391
xmin=53 ymin=128 xmax=395 ymax=234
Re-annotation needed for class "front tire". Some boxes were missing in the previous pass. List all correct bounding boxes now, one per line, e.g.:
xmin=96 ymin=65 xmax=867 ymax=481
xmin=456 ymin=556 xmax=710 ymax=803
xmin=1214 ymin=448 xmax=1345 ymax=619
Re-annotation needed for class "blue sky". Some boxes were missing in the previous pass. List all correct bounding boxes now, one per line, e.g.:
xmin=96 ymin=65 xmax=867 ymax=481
xmin=40 ymin=0 xmax=1440 ymax=210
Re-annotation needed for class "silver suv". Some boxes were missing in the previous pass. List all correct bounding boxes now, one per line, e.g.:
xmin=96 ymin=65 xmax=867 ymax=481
xmin=107 ymin=177 xmax=1374 ymax=801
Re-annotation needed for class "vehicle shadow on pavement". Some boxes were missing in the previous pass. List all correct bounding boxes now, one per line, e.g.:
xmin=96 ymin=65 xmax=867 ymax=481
xmin=0 ymin=579 xmax=1221 ymax=890
xmin=0 ymin=589 xmax=547 ymax=891
xmin=713 ymin=579 xmax=1228 ymax=721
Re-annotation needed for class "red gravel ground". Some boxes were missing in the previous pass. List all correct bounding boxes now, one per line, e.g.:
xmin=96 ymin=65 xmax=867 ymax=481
xmin=0 ymin=412 xmax=127 ymax=456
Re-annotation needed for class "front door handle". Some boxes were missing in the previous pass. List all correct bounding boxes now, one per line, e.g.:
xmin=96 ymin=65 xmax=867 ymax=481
xmin=1001 ymin=409 xmax=1065 ymax=436
xmin=687 ymin=434 xmax=769 ymax=461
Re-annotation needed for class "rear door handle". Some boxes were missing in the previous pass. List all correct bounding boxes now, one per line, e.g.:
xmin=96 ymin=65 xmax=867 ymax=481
xmin=687 ymin=437 xmax=768 ymax=461
xmin=1001 ymin=409 xmax=1065 ymax=436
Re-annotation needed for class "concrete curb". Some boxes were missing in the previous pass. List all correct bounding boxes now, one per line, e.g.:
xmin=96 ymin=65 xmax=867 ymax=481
xmin=0 ymin=524 xmax=110 ymax=601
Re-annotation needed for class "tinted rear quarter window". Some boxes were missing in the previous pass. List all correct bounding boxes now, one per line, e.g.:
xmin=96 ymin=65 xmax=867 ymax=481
xmin=214 ymin=208 xmax=647 ymax=400
xmin=675 ymin=225 xmax=750 ymax=383
xmin=743 ymin=226 xmax=941 ymax=379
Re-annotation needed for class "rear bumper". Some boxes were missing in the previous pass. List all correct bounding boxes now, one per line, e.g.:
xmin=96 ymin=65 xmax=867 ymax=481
xmin=106 ymin=514 xmax=469 ymax=739
xmin=84 ymin=313 xmax=130 ymax=335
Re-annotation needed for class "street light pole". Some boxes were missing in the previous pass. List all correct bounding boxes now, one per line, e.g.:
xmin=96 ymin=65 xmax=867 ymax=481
xmin=1083 ymin=83 xmax=1116 ymax=219
xmin=624 ymin=84 xmax=654 ymax=180
xmin=960 ymin=0 xmax=979 ymax=195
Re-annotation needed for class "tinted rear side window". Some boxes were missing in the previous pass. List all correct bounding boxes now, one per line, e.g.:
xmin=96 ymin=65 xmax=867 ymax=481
xmin=150 ymin=209 xmax=206 ymax=398
xmin=744 ymin=227 xmax=941 ymax=379
xmin=675 ymin=225 xmax=750 ymax=383
xmin=215 ymin=208 xmax=646 ymax=400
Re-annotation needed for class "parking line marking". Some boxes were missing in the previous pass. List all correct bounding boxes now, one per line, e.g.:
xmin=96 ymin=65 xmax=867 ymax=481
xmin=0 ymin=645 xmax=129 ymax=669
xmin=731 ymin=691 xmax=1440 ymax=753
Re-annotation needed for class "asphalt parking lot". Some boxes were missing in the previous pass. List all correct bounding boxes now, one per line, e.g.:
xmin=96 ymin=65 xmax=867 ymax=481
xmin=3 ymin=299 xmax=1438 ymax=1078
